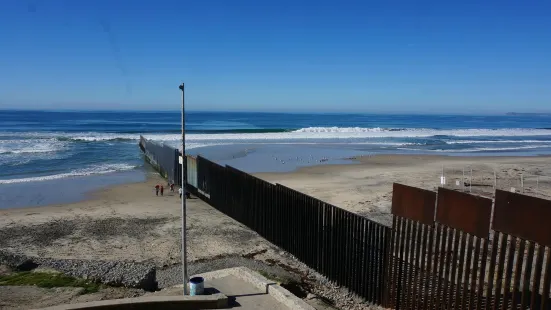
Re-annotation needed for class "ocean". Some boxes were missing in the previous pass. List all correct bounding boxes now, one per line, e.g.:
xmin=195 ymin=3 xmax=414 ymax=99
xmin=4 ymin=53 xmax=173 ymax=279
xmin=1 ymin=110 xmax=551 ymax=208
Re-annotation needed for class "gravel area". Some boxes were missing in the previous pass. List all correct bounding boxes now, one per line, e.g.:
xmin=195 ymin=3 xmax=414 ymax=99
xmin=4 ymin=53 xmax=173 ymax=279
xmin=157 ymin=254 xmax=301 ymax=289
xmin=253 ymin=250 xmax=387 ymax=310
xmin=0 ymin=248 xmax=386 ymax=309
xmin=0 ymin=250 xmax=157 ymax=291
xmin=0 ymin=216 xmax=171 ymax=249
xmin=159 ymin=249 xmax=387 ymax=310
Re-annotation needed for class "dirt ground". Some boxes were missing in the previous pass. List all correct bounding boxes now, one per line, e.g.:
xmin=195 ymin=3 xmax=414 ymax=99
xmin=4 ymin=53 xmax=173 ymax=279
xmin=1 ymin=154 xmax=550 ymax=309
xmin=0 ymin=174 xmax=270 ymax=266
xmin=0 ymin=286 xmax=145 ymax=310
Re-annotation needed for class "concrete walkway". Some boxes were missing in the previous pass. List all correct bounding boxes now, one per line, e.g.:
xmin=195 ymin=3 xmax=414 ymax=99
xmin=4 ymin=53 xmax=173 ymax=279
xmin=209 ymin=274 xmax=289 ymax=309
xmin=150 ymin=267 xmax=315 ymax=310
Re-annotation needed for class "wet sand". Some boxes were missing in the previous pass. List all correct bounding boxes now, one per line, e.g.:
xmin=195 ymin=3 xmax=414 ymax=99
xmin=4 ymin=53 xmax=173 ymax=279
xmin=1 ymin=154 xmax=550 ymax=310
xmin=0 ymin=170 xmax=146 ymax=210
xmin=1 ymin=154 xmax=550 ymax=262
xmin=0 ymin=173 xmax=269 ymax=266
xmin=0 ymin=171 xmax=382 ymax=309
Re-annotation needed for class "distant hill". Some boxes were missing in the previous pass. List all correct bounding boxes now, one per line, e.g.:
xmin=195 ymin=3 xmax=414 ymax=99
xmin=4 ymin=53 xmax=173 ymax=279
xmin=506 ymin=112 xmax=551 ymax=116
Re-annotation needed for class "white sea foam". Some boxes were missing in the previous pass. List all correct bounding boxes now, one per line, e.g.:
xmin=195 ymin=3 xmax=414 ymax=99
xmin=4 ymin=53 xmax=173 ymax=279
xmin=0 ymin=139 xmax=67 ymax=155
xmin=293 ymin=127 xmax=388 ymax=133
xmin=2 ymin=128 xmax=551 ymax=145
xmin=182 ymin=128 xmax=551 ymax=141
xmin=292 ymin=127 xmax=551 ymax=136
xmin=415 ymin=145 xmax=549 ymax=153
xmin=445 ymin=140 xmax=551 ymax=144
xmin=172 ymin=143 xmax=230 ymax=151
xmin=167 ymin=141 xmax=425 ymax=150
xmin=0 ymin=132 xmax=180 ymax=142
xmin=0 ymin=163 xmax=137 ymax=184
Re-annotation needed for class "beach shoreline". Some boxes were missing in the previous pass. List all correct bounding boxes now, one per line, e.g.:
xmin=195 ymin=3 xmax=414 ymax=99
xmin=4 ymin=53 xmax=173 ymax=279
xmin=1 ymin=153 xmax=551 ymax=212
xmin=0 ymin=172 xmax=270 ymax=265
xmin=0 ymin=169 xmax=148 ymax=210
xmin=2 ymin=153 xmax=550 ymax=309
xmin=257 ymin=153 xmax=551 ymax=175
xmin=2 ymin=153 xmax=551 ymax=259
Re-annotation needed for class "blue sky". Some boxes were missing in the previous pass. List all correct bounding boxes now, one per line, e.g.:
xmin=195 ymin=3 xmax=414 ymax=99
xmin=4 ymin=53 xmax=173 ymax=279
xmin=0 ymin=0 xmax=550 ymax=113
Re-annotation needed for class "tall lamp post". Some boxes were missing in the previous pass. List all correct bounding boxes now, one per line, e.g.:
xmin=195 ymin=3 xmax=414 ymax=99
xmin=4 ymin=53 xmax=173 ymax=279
xmin=179 ymin=82 xmax=189 ymax=295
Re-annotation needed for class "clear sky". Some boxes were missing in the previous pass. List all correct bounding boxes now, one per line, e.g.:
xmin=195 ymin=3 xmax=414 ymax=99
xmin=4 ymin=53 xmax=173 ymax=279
xmin=0 ymin=0 xmax=550 ymax=114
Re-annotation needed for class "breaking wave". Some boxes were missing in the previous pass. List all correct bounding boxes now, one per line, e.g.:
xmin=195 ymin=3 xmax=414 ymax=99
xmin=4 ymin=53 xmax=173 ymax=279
xmin=0 ymin=163 xmax=138 ymax=184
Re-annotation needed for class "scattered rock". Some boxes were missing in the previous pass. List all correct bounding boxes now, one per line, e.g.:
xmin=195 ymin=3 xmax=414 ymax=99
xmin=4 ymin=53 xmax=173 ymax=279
xmin=36 ymin=259 xmax=157 ymax=291
xmin=0 ymin=250 xmax=157 ymax=291
xmin=0 ymin=251 xmax=38 ymax=271
xmin=242 ymin=249 xmax=267 ymax=259
xmin=0 ymin=264 xmax=13 ymax=276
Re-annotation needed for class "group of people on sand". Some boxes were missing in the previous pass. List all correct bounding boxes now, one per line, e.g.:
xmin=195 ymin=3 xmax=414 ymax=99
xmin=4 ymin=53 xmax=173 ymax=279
xmin=154 ymin=182 xmax=190 ymax=199
xmin=154 ymin=183 xmax=173 ymax=196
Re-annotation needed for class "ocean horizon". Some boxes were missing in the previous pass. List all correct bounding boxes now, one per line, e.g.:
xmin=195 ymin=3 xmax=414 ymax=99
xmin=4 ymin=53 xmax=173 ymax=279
xmin=2 ymin=110 xmax=551 ymax=183
xmin=1 ymin=110 xmax=551 ymax=208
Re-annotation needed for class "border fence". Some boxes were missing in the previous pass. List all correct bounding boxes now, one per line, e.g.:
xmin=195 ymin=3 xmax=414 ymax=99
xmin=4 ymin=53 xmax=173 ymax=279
xmin=139 ymin=136 xmax=180 ymax=184
xmin=139 ymin=137 xmax=551 ymax=309
xmin=190 ymin=153 xmax=390 ymax=304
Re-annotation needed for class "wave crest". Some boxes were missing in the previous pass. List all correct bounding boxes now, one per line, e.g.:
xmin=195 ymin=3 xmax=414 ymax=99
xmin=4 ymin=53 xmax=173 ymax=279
xmin=0 ymin=164 xmax=138 ymax=184
xmin=0 ymin=139 xmax=67 ymax=155
xmin=293 ymin=127 xmax=390 ymax=133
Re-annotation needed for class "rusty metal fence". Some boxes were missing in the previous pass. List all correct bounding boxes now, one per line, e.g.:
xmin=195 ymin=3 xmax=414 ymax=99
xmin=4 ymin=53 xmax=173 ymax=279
xmin=387 ymin=184 xmax=551 ymax=310
xmin=192 ymin=155 xmax=390 ymax=305
xmin=138 ymin=139 xmax=551 ymax=309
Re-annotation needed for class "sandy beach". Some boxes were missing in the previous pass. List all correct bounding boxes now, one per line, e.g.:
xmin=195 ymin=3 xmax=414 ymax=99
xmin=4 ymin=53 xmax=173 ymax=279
xmin=256 ymin=154 xmax=551 ymax=226
xmin=0 ymin=170 xmax=379 ymax=309
xmin=2 ymin=154 xmax=550 ymax=261
xmin=0 ymin=173 xmax=271 ymax=266
xmin=1 ymin=154 xmax=551 ymax=309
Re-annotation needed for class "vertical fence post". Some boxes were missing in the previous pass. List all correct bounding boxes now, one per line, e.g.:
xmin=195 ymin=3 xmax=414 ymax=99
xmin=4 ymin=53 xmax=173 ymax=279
xmin=494 ymin=170 xmax=497 ymax=191
xmin=462 ymin=167 xmax=465 ymax=191
xmin=470 ymin=167 xmax=473 ymax=193
xmin=521 ymin=174 xmax=524 ymax=193
xmin=441 ymin=165 xmax=445 ymax=187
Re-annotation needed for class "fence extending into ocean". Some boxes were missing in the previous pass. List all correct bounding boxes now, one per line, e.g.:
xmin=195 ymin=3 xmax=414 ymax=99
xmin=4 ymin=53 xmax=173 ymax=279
xmin=139 ymin=136 xmax=551 ymax=310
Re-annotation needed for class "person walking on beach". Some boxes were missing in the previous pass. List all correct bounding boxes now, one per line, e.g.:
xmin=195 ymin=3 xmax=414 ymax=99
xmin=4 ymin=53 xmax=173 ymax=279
xmin=160 ymin=185 xmax=164 ymax=196
xmin=178 ymin=187 xmax=182 ymax=198
xmin=155 ymin=184 xmax=160 ymax=196
xmin=170 ymin=183 xmax=175 ymax=192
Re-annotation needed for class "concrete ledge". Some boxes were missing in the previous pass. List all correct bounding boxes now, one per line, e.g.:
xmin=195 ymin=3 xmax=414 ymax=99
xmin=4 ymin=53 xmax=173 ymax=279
xmin=35 ymin=294 xmax=228 ymax=310
xmin=194 ymin=267 xmax=315 ymax=310
xmin=36 ymin=267 xmax=312 ymax=310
